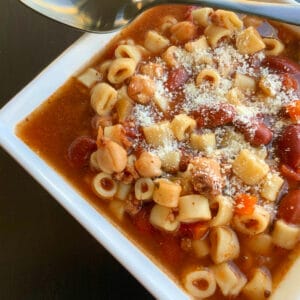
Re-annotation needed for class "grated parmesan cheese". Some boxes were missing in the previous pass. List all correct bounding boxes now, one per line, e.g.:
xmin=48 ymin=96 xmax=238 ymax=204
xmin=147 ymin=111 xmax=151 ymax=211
xmin=133 ymin=104 xmax=156 ymax=127
xmin=127 ymin=34 xmax=297 ymax=208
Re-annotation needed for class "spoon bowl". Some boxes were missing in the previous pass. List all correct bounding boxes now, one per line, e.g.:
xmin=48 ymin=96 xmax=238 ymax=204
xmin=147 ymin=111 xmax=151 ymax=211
xmin=19 ymin=0 xmax=300 ymax=33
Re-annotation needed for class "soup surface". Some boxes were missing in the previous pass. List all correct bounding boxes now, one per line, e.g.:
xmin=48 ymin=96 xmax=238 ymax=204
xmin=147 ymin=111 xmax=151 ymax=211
xmin=17 ymin=5 xmax=300 ymax=299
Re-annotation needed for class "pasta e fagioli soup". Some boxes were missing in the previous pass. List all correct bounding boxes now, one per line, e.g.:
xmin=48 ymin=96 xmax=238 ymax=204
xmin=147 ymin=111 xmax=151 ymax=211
xmin=17 ymin=5 xmax=300 ymax=299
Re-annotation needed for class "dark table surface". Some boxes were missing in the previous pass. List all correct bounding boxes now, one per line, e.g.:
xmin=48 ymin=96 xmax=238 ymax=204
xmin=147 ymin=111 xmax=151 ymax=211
xmin=0 ymin=1 xmax=154 ymax=299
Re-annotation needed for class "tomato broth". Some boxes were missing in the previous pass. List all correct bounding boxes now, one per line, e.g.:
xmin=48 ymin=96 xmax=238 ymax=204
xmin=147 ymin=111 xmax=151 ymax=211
xmin=17 ymin=5 xmax=300 ymax=299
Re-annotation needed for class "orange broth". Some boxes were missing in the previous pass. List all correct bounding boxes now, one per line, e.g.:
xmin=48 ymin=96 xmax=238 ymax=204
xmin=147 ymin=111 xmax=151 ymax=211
xmin=16 ymin=5 xmax=300 ymax=299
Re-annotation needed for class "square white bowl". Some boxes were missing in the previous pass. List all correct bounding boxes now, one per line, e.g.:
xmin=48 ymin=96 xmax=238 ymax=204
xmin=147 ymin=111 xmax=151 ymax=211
xmin=0 ymin=30 xmax=300 ymax=300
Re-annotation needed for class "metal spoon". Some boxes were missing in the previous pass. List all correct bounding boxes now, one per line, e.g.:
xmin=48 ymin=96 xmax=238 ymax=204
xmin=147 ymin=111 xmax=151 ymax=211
xmin=19 ymin=0 xmax=300 ymax=33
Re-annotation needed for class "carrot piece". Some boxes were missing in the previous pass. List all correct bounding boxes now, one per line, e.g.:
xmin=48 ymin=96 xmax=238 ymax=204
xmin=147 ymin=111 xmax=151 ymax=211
xmin=190 ymin=222 xmax=209 ymax=240
xmin=234 ymin=194 xmax=257 ymax=215
xmin=286 ymin=100 xmax=300 ymax=122
xmin=178 ymin=222 xmax=209 ymax=240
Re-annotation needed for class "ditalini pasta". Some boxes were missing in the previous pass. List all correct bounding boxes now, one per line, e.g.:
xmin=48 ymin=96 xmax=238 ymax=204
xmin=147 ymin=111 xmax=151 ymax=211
xmin=107 ymin=57 xmax=137 ymax=84
xmin=210 ymin=225 xmax=240 ymax=264
xmin=90 ymin=82 xmax=118 ymax=116
xmin=196 ymin=68 xmax=221 ymax=87
xmin=144 ymin=30 xmax=170 ymax=53
xmin=183 ymin=268 xmax=216 ymax=298
xmin=115 ymin=44 xmax=142 ymax=63
xmin=135 ymin=177 xmax=155 ymax=201
xmin=18 ymin=5 xmax=300 ymax=300
xmin=92 ymin=172 xmax=117 ymax=199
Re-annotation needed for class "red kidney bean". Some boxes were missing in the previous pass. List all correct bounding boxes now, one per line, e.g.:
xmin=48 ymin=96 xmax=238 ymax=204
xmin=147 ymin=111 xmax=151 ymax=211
xmin=277 ymin=124 xmax=300 ymax=169
xmin=165 ymin=67 xmax=189 ymax=91
xmin=277 ymin=190 xmax=300 ymax=225
xmin=263 ymin=56 xmax=300 ymax=75
xmin=280 ymin=164 xmax=300 ymax=182
xmin=67 ymin=136 xmax=97 ymax=168
xmin=194 ymin=103 xmax=236 ymax=128
xmin=240 ymin=122 xmax=273 ymax=147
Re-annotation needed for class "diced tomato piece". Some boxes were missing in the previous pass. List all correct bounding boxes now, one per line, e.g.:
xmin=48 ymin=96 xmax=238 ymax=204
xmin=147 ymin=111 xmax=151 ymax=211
xmin=165 ymin=67 xmax=189 ymax=91
xmin=286 ymin=100 xmax=300 ymax=122
xmin=263 ymin=56 xmax=300 ymax=74
xmin=195 ymin=103 xmax=236 ymax=128
xmin=234 ymin=194 xmax=257 ymax=215
xmin=67 ymin=136 xmax=97 ymax=168
xmin=280 ymin=164 xmax=300 ymax=181
xmin=184 ymin=6 xmax=197 ymax=22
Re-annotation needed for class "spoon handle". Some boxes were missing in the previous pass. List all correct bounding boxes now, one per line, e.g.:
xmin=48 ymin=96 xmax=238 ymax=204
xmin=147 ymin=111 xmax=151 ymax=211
xmin=162 ymin=0 xmax=300 ymax=26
